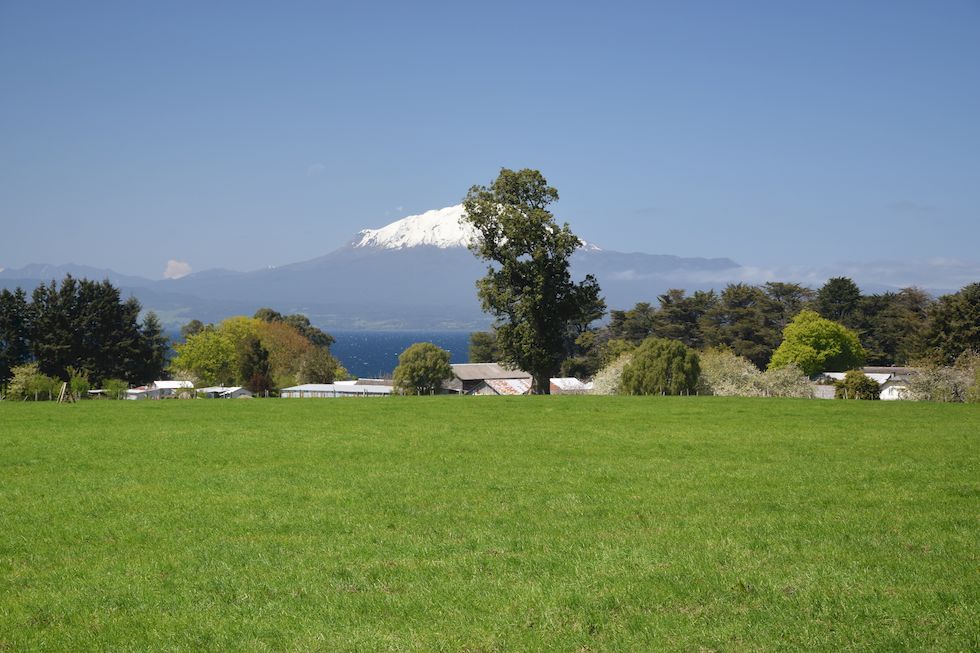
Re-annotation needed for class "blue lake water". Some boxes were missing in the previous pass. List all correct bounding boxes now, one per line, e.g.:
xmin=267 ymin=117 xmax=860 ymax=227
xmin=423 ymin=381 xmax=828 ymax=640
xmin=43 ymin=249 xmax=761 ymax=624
xmin=330 ymin=330 xmax=472 ymax=378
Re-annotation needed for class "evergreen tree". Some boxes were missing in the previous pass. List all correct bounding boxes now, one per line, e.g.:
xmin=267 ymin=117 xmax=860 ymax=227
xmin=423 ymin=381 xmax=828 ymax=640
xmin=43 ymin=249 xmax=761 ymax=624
xmin=468 ymin=330 xmax=501 ymax=363
xmin=0 ymin=288 xmax=31 ymax=385
xmin=816 ymin=277 xmax=862 ymax=325
xmin=463 ymin=168 xmax=605 ymax=393
xmin=700 ymin=284 xmax=780 ymax=368
xmin=922 ymin=283 xmax=980 ymax=364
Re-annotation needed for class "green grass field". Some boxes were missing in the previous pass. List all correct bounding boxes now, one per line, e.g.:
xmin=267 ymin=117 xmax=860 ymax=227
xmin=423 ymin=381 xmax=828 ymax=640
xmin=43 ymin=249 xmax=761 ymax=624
xmin=1 ymin=398 xmax=977 ymax=652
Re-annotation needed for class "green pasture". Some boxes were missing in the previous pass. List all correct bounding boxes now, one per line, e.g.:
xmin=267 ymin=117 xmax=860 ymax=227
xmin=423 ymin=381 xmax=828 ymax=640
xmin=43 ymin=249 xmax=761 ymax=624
xmin=1 ymin=398 xmax=977 ymax=651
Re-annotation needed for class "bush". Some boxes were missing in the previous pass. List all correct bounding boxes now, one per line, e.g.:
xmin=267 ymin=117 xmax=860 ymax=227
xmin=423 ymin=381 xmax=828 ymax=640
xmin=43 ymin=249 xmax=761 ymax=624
xmin=393 ymin=342 xmax=454 ymax=395
xmin=6 ymin=363 xmax=60 ymax=401
xmin=620 ymin=338 xmax=700 ymax=396
xmin=68 ymin=367 xmax=90 ymax=399
xmin=758 ymin=364 xmax=814 ymax=398
xmin=835 ymin=370 xmax=881 ymax=400
xmin=697 ymin=348 xmax=762 ymax=396
xmin=589 ymin=353 xmax=632 ymax=395
xmin=102 ymin=378 xmax=129 ymax=400
xmin=698 ymin=349 xmax=813 ymax=398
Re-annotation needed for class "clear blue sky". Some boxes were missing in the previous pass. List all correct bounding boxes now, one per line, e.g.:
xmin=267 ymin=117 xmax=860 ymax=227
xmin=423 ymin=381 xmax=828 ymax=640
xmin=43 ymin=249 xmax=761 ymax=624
xmin=1 ymin=1 xmax=978 ymax=282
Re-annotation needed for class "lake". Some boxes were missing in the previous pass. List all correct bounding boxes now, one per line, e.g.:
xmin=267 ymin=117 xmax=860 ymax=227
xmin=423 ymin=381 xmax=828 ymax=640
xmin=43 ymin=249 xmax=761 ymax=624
xmin=329 ymin=330 xmax=472 ymax=378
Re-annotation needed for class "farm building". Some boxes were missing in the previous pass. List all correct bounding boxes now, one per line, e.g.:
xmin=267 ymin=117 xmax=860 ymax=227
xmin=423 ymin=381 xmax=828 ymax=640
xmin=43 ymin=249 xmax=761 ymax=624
xmin=469 ymin=378 xmax=533 ymax=396
xmin=124 ymin=386 xmax=160 ymax=400
xmin=280 ymin=381 xmax=394 ymax=398
xmin=151 ymin=380 xmax=194 ymax=397
xmin=447 ymin=363 xmax=532 ymax=394
xmin=549 ymin=377 xmax=593 ymax=394
xmin=818 ymin=367 xmax=914 ymax=400
xmin=197 ymin=386 xmax=253 ymax=399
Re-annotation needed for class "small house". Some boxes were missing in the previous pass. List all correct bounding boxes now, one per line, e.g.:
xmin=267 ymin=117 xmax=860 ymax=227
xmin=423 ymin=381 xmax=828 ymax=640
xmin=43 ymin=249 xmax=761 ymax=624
xmin=151 ymin=380 xmax=194 ymax=397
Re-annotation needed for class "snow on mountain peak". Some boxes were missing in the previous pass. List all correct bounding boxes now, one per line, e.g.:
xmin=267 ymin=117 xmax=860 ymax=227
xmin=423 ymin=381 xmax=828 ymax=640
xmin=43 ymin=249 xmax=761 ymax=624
xmin=352 ymin=205 xmax=476 ymax=250
xmin=351 ymin=204 xmax=602 ymax=251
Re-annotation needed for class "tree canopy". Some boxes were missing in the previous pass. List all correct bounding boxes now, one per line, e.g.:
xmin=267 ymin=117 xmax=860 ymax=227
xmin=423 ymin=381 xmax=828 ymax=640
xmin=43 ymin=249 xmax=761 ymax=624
xmin=768 ymin=310 xmax=865 ymax=376
xmin=392 ymin=342 xmax=453 ymax=395
xmin=0 ymin=276 xmax=168 ymax=386
xmin=462 ymin=168 xmax=605 ymax=392
xmin=620 ymin=337 xmax=700 ymax=395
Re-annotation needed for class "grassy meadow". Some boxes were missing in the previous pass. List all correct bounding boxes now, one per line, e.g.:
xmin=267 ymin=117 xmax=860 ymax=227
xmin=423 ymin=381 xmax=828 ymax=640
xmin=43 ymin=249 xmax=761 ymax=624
xmin=0 ymin=397 xmax=977 ymax=652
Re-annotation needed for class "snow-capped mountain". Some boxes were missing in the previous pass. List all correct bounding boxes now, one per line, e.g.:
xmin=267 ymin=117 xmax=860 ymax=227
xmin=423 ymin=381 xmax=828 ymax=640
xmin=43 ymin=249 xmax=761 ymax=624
xmin=351 ymin=204 xmax=602 ymax=251
xmin=352 ymin=205 xmax=477 ymax=250
xmin=3 ymin=206 xmax=741 ymax=330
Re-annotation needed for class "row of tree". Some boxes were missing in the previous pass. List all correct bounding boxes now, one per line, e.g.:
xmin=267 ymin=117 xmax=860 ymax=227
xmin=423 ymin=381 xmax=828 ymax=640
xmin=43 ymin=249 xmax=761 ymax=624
xmin=470 ymin=279 xmax=980 ymax=380
xmin=0 ymin=276 xmax=169 ymax=388
xmin=459 ymin=168 xmax=979 ymax=392
xmin=169 ymin=310 xmax=346 ymax=393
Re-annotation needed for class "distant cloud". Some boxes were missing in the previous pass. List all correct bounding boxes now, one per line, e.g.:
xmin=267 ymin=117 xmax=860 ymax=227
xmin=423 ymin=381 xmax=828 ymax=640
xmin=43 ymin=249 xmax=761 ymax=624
xmin=651 ymin=258 xmax=980 ymax=293
xmin=887 ymin=200 xmax=938 ymax=214
xmin=164 ymin=259 xmax=192 ymax=279
xmin=307 ymin=163 xmax=326 ymax=177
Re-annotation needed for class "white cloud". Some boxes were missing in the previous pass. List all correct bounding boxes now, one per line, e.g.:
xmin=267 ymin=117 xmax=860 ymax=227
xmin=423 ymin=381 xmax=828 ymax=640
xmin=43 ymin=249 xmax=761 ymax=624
xmin=164 ymin=259 xmax=192 ymax=279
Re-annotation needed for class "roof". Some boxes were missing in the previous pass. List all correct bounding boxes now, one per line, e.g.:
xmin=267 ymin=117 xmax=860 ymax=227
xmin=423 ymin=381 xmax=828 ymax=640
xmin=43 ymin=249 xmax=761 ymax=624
xmin=451 ymin=363 xmax=531 ymax=381
xmin=198 ymin=386 xmax=249 ymax=395
xmin=823 ymin=372 xmax=896 ymax=385
xmin=861 ymin=366 xmax=915 ymax=378
xmin=153 ymin=380 xmax=194 ymax=389
xmin=483 ymin=378 xmax=532 ymax=395
xmin=281 ymin=383 xmax=393 ymax=395
xmin=550 ymin=377 xmax=592 ymax=391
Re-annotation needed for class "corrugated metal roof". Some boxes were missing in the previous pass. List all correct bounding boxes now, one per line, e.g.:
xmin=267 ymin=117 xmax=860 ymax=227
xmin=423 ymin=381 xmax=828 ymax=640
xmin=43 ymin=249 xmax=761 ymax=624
xmin=451 ymin=363 xmax=531 ymax=381
xmin=483 ymin=378 xmax=532 ymax=395
xmin=281 ymin=383 xmax=393 ymax=395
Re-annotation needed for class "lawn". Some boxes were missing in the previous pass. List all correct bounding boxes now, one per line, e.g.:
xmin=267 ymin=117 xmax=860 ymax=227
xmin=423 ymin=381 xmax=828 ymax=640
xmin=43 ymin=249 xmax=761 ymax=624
xmin=0 ymin=397 xmax=977 ymax=652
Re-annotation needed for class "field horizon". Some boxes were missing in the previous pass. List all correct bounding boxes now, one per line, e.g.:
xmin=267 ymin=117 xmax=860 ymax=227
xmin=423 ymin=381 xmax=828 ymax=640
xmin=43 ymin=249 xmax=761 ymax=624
xmin=1 ymin=397 xmax=977 ymax=651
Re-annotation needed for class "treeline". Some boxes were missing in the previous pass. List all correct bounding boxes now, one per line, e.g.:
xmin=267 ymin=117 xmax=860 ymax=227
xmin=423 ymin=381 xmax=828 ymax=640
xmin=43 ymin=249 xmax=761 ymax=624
xmin=169 ymin=309 xmax=346 ymax=392
xmin=571 ymin=279 xmax=977 ymax=377
xmin=469 ymin=278 xmax=979 ymax=378
xmin=0 ymin=276 xmax=168 ymax=388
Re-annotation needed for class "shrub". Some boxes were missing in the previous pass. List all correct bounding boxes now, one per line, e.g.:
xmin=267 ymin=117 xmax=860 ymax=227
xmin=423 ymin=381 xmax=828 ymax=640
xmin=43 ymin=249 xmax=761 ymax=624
xmin=835 ymin=370 xmax=881 ymax=400
xmin=758 ymin=364 xmax=814 ymax=398
xmin=620 ymin=338 xmax=700 ymax=396
xmin=7 ymin=363 xmax=60 ymax=401
xmin=68 ymin=367 xmax=91 ymax=399
xmin=102 ymin=378 xmax=129 ymax=400
xmin=697 ymin=348 xmax=762 ymax=397
xmin=589 ymin=353 xmax=632 ymax=395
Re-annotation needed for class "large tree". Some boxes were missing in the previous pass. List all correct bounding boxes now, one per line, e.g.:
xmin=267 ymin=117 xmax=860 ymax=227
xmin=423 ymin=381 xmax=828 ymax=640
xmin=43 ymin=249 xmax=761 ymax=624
xmin=620 ymin=337 xmax=700 ymax=396
xmin=26 ymin=276 xmax=168 ymax=384
xmin=393 ymin=342 xmax=454 ymax=395
xmin=922 ymin=283 xmax=980 ymax=364
xmin=0 ymin=288 xmax=31 ymax=385
xmin=768 ymin=309 xmax=865 ymax=376
xmin=699 ymin=283 xmax=780 ymax=368
xmin=463 ymin=168 xmax=605 ymax=393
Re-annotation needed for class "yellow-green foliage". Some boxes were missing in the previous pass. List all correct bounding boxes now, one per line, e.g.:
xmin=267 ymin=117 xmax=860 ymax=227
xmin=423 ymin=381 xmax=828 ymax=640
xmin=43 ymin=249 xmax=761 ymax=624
xmin=769 ymin=310 xmax=865 ymax=376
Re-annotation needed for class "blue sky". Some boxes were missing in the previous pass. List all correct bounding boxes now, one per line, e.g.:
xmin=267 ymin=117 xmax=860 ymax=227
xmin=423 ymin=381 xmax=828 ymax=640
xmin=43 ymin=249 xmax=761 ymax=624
xmin=1 ymin=1 xmax=978 ymax=284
